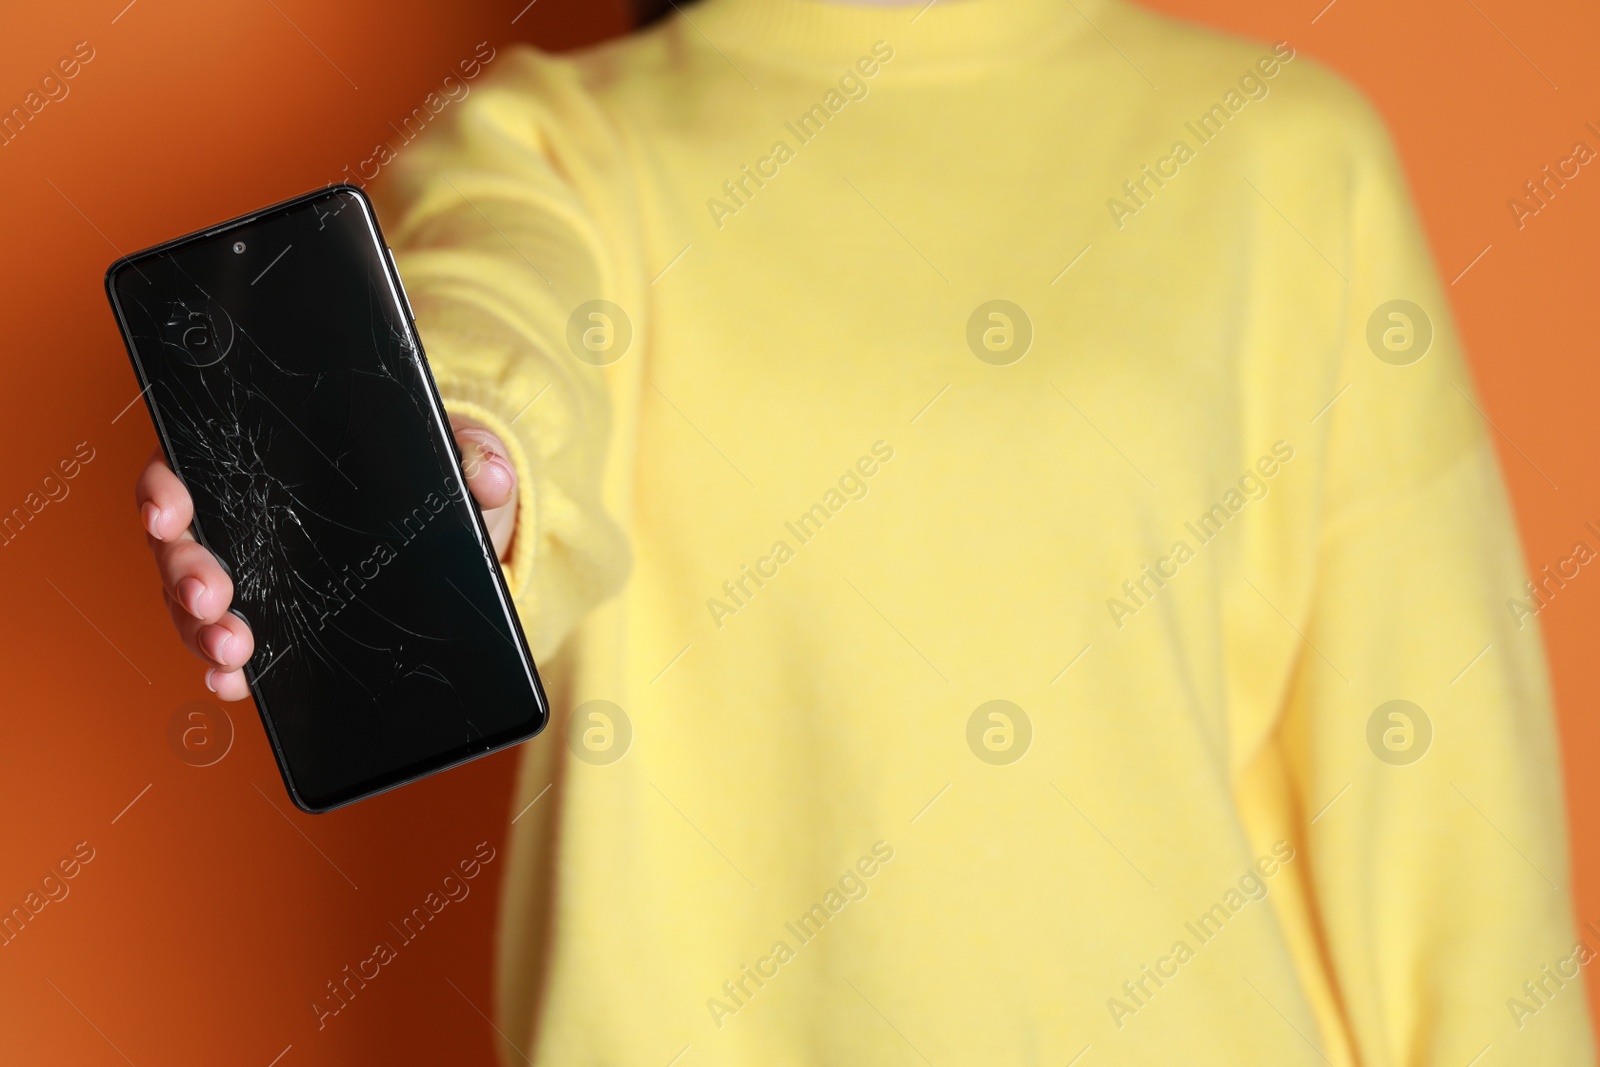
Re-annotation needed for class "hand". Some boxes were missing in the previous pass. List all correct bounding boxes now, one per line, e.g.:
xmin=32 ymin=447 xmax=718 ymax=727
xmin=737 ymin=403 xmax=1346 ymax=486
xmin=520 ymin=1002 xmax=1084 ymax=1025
xmin=135 ymin=417 xmax=520 ymax=701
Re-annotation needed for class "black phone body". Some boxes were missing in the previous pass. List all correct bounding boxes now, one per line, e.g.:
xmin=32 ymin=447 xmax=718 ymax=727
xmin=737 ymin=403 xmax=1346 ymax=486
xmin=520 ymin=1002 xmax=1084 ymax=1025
xmin=106 ymin=184 xmax=547 ymax=812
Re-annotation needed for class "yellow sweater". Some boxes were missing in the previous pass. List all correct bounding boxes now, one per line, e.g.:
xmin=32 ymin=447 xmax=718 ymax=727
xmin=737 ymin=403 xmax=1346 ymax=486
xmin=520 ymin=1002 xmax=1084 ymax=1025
xmin=376 ymin=0 xmax=1596 ymax=1062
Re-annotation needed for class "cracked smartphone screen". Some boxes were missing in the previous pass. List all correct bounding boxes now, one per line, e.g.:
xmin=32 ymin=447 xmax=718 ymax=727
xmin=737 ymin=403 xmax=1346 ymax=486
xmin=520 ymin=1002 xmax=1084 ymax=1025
xmin=106 ymin=186 xmax=547 ymax=812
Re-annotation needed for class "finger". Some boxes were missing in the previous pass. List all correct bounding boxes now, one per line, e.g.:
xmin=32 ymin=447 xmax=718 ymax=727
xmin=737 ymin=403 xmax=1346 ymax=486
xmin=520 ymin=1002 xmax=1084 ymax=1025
xmin=450 ymin=421 xmax=519 ymax=561
xmin=135 ymin=448 xmax=194 ymax=543
xmin=165 ymin=592 xmax=255 ymax=669
xmin=204 ymin=667 xmax=252 ymax=702
xmin=482 ymin=498 xmax=517 ymax=563
xmin=454 ymin=425 xmax=517 ymax=511
xmin=154 ymin=537 xmax=235 ymax=624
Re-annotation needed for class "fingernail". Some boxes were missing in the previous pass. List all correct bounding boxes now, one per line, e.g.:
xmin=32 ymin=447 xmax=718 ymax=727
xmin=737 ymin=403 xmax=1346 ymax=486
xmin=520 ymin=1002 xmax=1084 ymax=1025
xmin=478 ymin=455 xmax=512 ymax=489
xmin=142 ymin=502 xmax=162 ymax=539
xmin=201 ymin=626 xmax=233 ymax=664
xmin=204 ymin=669 xmax=218 ymax=693
xmin=176 ymin=576 xmax=207 ymax=619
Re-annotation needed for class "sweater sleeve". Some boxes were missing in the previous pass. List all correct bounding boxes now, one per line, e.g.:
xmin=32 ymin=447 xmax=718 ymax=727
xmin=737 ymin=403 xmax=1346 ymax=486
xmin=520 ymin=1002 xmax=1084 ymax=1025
xmin=1282 ymin=106 xmax=1596 ymax=1064
xmin=371 ymin=47 xmax=636 ymax=663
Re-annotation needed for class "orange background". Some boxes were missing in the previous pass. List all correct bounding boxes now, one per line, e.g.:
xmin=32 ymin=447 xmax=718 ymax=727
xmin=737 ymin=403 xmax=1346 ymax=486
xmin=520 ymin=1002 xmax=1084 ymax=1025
xmin=0 ymin=1 xmax=1593 ymax=1062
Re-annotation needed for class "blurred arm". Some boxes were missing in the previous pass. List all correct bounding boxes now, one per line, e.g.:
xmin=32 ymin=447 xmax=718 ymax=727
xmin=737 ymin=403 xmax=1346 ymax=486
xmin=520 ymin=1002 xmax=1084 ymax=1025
xmin=374 ymin=49 xmax=637 ymax=662
xmin=1279 ymin=112 xmax=1595 ymax=1065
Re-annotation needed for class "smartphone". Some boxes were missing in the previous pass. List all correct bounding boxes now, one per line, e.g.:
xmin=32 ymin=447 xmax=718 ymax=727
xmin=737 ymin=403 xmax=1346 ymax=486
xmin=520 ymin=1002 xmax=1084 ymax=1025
xmin=105 ymin=184 xmax=547 ymax=812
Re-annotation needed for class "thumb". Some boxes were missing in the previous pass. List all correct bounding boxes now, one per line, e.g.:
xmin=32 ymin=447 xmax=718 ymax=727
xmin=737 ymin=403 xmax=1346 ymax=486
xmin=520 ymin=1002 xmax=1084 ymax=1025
xmin=450 ymin=417 xmax=518 ymax=561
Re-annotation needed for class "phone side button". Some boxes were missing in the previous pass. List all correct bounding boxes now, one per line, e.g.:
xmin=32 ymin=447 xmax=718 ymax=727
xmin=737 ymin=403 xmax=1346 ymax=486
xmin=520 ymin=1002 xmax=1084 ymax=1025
xmin=387 ymin=247 xmax=416 ymax=321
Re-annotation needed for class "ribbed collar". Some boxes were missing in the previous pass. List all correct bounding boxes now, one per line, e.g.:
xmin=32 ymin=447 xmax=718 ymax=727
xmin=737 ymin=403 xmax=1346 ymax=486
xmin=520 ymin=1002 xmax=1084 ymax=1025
xmin=691 ymin=0 xmax=1108 ymax=73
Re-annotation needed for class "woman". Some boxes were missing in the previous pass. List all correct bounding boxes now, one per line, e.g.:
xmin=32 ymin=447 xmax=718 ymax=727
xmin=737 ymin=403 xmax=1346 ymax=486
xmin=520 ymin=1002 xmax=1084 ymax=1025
xmin=134 ymin=0 xmax=1595 ymax=1061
